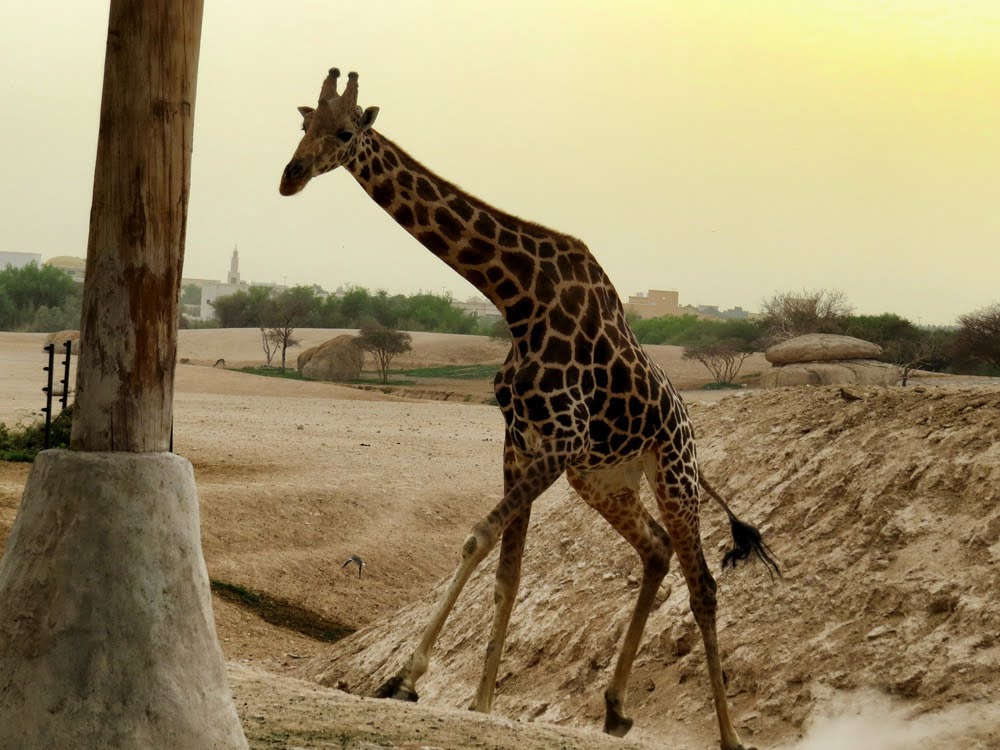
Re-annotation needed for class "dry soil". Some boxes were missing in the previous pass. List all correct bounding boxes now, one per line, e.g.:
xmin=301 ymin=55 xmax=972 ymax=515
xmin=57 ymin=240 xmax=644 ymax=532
xmin=1 ymin=329 xmax=998 ymax=750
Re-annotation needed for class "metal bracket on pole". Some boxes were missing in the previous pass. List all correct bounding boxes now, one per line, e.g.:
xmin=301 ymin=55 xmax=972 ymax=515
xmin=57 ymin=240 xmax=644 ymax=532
xmin=60 ymin=340 xmax=73 ymax=412
xmin=41 ymin=344 xmax=55 ymax=449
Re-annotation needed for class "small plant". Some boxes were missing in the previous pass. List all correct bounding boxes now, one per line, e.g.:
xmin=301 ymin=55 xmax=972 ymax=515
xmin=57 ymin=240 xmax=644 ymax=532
xmin=0 ymin=406 xmax=74 ymax=462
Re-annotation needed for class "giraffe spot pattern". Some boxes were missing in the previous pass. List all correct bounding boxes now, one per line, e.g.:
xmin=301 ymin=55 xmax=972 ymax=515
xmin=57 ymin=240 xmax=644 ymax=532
xmin=373 ymin=181 xmax=395 ymax=208
xmin=340 ymin=136 xmax=721 ymax=673
xmin=474 ymin=212 xmax=497 ymax=239
xmin=394 ymin=205 xmax=415 ymax=228
xmin=434 ymin=207 xmax=464 ymax=242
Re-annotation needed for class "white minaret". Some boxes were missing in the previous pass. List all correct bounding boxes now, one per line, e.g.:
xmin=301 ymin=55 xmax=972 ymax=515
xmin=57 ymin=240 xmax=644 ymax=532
xmin=227 ymin=246 xmax=240 ymax=285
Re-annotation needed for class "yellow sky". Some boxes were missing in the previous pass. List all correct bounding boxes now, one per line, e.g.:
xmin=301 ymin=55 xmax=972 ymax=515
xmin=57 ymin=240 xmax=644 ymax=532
xmin=1 ymin=1 xmax=998 ymax=324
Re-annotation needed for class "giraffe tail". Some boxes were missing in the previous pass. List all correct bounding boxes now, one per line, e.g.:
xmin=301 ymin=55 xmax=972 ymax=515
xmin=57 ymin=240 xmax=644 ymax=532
xmin=701 ymin=476 xmax=781 ymax=579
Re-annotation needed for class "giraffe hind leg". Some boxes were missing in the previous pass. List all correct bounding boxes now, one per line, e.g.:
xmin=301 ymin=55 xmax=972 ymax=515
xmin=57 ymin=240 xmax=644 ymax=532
xmin=646 ymin=453 xmax=753 ymax=750
xmin=566 ymin=465 xmax=673 ymax=738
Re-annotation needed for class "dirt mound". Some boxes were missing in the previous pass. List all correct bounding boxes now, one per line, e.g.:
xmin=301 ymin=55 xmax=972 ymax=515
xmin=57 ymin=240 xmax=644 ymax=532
xmin=301 ymin=335 xmax=364 ymax=381
xmin=296 ymin=385 xmax=1000 ymax=748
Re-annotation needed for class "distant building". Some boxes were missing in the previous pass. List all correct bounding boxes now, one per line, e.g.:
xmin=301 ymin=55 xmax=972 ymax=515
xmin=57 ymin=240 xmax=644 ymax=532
xmin=227 ymin=247 xmax=241 ymax=285
xmin=720 ymin=306 xmax=750 ymax=320
xmin=623 ymin=289 xmax=704 ymax=319
xmin=0 ymin=251 xmax=42 ymax=270
xmin=199 ymin=281 xmax=248 ymax=320
xmin=45 ymin=255 xmax=87 ymax=282
xmin=624 ymin=289 xmax=752 ymax=321
xmin=455 ymin=295 xmax=503 ymax=322
xmin=195 ymin=247 xmax=287 ymax=320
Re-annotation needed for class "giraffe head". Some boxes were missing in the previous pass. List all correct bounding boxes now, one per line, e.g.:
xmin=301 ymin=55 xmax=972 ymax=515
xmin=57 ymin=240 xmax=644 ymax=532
xmin=279 ymin=68 xmax=380 ymax=196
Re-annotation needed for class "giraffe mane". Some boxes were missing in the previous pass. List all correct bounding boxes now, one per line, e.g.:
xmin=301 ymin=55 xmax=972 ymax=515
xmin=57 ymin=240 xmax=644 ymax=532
xmin=376 ymin=131 xmax=587 ymax=249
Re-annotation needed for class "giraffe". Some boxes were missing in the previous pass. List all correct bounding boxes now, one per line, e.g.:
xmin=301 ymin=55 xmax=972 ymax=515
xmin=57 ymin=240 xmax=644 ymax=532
xmin=279 ymin=68 xmax=778 ymax=750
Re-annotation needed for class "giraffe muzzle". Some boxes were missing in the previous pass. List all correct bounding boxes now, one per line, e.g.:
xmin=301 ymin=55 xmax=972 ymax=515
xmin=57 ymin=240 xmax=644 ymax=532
xmin=279 ymin=160 xmax=310 ymax=196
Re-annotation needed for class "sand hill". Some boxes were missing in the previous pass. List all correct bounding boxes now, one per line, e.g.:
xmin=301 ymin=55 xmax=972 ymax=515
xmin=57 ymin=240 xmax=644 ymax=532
xmin=296 ymin=386 xmax=1000 ymax=749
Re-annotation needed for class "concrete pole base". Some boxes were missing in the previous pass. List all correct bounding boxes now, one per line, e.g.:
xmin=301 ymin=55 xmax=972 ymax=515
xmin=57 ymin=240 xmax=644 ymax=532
xmin=0 ymin=450 xmax=248 ymax=749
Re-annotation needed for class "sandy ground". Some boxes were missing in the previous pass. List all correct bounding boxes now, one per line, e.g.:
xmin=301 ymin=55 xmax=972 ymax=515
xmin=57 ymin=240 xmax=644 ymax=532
xmin=2 ymin=329 xmax=999 ymax=749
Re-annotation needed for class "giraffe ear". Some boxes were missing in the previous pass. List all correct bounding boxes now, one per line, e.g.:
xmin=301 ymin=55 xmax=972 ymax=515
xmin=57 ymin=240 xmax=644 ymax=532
xmin=297 ymin=106 xmax=315 ymax=120
xmin=360 ymin=106 xmax=379 ymax=130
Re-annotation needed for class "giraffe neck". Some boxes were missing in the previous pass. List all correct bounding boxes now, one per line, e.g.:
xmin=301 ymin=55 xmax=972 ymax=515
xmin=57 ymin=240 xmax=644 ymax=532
xmin=345 ymin=130 xmax=602 ymax=329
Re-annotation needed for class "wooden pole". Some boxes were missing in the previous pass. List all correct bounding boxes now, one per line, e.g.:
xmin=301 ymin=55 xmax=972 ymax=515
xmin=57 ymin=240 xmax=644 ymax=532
xmin=0 ymin=4 xmax=246 ymax=744
xmin=71 ymin=0 xmax=204 ymax=452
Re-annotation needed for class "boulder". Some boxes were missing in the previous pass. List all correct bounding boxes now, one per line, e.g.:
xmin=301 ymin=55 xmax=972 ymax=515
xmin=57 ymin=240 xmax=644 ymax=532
xmin=765 ymin=334 xmax=881 ymax=365
xmin=297 ymin=346 xmax=319 ymax=373
xmin=761 ymin=359 xmax=898 ymax=388
xmin=301 ymin=335 xmax=364 ymax=382
xmin=43 ymin=330 xmax=81 ymax=354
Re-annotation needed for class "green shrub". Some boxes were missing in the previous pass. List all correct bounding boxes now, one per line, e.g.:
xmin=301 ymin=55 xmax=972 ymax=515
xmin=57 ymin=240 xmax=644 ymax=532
xmin=0 ymin=405 xmax=74 ymax=461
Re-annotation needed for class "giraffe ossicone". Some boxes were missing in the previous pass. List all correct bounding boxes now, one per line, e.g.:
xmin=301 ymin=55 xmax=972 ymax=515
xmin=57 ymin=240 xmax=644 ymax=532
xmin=279 ymin=66 xmax=777 ymax=750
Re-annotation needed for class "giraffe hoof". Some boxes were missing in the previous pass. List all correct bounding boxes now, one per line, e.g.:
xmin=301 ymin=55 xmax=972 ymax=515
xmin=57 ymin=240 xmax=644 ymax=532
xmin=374 ymin=675 xmax=419 ymax=702
xmin=604 ymin=712 xmax=634 ymax=738
xmin=603 ymin=696 xmax=634 ymax=738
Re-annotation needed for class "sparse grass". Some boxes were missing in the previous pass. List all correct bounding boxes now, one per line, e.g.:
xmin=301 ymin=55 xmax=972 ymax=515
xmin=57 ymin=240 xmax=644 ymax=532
xmin=238 ymin=363 xmax=501 ymax=385
xmin=389 ymin=363 xmax=501 ymax=379
xmin=703 ymin=381 xmax=746 ymax=390
xmin=210 ymin=579 xmax=354 ymax=643
xmin=345 ymin=377 xmax=418 ymax=386
xmin=238 ymin=366 xmax=307 ymax=380
xmin=0 ymin=406 xmax=74 ymax=461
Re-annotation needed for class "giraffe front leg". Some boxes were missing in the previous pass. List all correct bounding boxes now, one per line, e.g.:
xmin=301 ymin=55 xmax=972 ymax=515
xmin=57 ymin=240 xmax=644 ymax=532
xmin=377 ymin=448 xmax=568 ymax=705
xmin=376 ymin=520 xmax=499 ymax=702
xmin=471 ymin=507 xmax=531 ymax=713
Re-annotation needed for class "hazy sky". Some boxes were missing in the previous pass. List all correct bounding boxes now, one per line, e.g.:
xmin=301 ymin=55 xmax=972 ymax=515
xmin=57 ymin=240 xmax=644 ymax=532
xmin=2 ymin=1 xmax=998 ymax=325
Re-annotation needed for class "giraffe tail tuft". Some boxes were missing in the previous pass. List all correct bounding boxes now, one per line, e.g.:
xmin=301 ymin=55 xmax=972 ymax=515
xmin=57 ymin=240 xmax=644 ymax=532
xmin=722 ymin=516 xmax=781 ymax=579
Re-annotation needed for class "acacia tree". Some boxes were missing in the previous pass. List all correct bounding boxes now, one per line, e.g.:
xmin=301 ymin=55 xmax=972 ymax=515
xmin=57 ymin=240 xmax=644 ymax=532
xmin=759 ymin=288 xmax=853 ymax=343
xmin=259 ymin=327 xmax=279 ymax=366
xmin=884 ymin=333 xmax=948 ymax=386
xmin=264 ymin=286 xmax=315 ymax=369
xmin=682 ymin=341 xmax=756 ymax=385
xmin=680 ymin=319 xmax=763 ymax=386
xmin=356 ymin=321 xmax=412 ymax=383
xmin=955 ymin=303 xmax=1000 ymax=371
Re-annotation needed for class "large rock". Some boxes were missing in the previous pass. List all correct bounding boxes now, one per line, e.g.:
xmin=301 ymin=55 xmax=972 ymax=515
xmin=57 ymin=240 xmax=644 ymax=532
xmin=766 ymin=334 xmax=882 ymax=364
xmin=43 ymin=329 xmax=81 ymax=354
xmin=761 ymin=359 xmax=898 ymax=388
xmin=296 ymin=346 xmax=319 ymax=373
xmin=301 ymin=335 xmax=364 ymax=382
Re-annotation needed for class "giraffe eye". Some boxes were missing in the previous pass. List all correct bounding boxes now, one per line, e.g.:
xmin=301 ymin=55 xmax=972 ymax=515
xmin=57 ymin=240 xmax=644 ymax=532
xmin=336 ymin=130 xmax=353 ymax=143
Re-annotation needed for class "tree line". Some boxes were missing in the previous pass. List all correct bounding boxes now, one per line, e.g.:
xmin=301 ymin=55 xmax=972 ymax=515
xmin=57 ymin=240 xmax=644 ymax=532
xmin=204 ymin=284 xmax=491 ymax=336
xmin=630 ymin=289 xmax=1000 ymax=384
xmin=0 ymin=263 xmax=82 ymax=331
xmin=3 ymin=265 xmax=998 ymax=381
